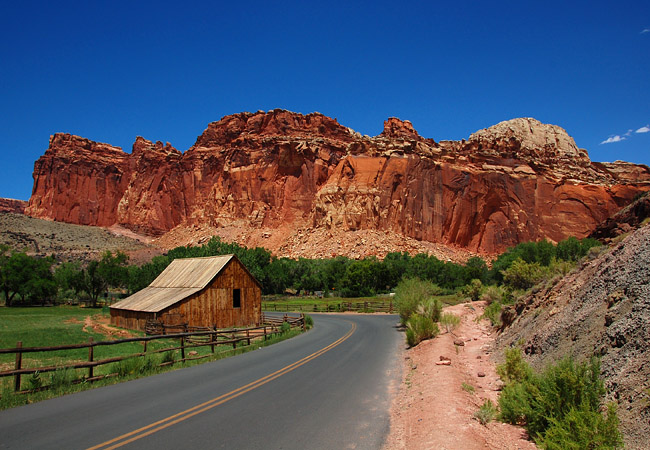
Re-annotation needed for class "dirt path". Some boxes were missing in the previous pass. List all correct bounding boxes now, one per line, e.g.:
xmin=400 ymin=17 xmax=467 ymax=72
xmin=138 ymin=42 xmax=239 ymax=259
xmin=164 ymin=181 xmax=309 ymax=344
xmin=384 ymin=301 xmax=538 ymax=450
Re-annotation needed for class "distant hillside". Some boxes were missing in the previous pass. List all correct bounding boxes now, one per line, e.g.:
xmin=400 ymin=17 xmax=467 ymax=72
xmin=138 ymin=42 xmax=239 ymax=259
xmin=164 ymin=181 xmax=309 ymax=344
xmin=496 ymin=223 xmax=650 ymax=450
xmin=0 ymin=213 xmax=159 ymax=263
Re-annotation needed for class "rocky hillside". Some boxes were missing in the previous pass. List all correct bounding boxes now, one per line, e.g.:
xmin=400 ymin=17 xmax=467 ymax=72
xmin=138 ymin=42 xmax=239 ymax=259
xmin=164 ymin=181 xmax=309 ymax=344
xmin=0 ymin=213 xmax=158 ymax=263
xmin=496 ymin=224 xmax=650 ymax=450
xmin=26 ymin=110 xmax=650 ymax=257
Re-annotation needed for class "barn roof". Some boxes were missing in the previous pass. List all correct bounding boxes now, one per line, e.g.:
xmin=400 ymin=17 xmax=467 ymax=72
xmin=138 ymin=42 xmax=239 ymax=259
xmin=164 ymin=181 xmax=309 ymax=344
xmin=110 ymin=254 xmax=254 ymax=313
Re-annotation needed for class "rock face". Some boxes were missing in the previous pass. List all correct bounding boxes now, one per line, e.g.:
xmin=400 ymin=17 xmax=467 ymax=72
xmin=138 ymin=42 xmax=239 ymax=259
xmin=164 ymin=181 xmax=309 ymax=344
xmin=496 ymin=224 xmax=650 ymax=449
xmin=0 ymin=198 xmax=27 ymax=214
xmin=26 ymin=110 xmax=650 ymax=256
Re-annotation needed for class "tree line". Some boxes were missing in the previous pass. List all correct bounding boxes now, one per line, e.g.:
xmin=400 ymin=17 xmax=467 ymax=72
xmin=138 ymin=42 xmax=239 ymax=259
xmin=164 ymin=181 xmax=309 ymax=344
xmin=0 ymin=235 xmax=601 ymax=306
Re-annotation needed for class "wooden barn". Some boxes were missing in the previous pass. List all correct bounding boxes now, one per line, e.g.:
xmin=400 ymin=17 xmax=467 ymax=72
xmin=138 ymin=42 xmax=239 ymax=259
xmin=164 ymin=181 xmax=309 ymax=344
xmin=110 ymin=254 xmax=262 ymax=331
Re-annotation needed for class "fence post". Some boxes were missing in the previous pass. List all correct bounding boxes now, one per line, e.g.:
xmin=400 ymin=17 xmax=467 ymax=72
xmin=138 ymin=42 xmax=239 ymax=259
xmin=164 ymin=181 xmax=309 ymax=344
xmin=246 ymin=329 xmax=250 ymax=346
xmin=264 ymin=326 xmax=267 ymax=341
xmin=88 ymin=338 xmax=94 ymax=379
xmin=232 ymin=332 xmax=237 ymax=349
xmin=180 ymin=336 xmax=185 ymax=361
xmin=301 ymin=314 xmax=306 ymax=331
xmin=14 ymin=341 xmax=22 ymax=392
xmin=390 ymin=300 xmax=393 ymax=313
xmin=211 ymin=326 xmax=216 ymax=353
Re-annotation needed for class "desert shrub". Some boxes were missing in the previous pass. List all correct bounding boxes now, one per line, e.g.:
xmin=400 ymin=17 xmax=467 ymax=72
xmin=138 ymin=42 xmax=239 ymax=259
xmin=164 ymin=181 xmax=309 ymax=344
xmin=439 ymin=312 xmax=461 ymax=333
xmin=480 ymin=301 xmax=503 ymax=327
xmin=480 ymin=285 xmax=504 ymax=305
xmin=497 ymin=349 xmax=622 ymax=447
xmin=405 ymin=314 xmax=439 ymax=347
xmin=539 ymin=403 xmax=622 ymax=450
xmin=304 ymin=314 xmax=314 ymax=329
xmin=462 ymin=279 xmax=483 ymax=301
xmin=501 ymin=258 xmax=547 ymax=290
xmin=280 ymin=321 xmax=291 ymax=334
xmin=475 ymin=399 xmax=498 ymax=425
xmin=394 ymin=278 xmax=442 ymax=325
xmin=416 ymin=297 xmax=442 ymax=323
xmin=497 ymin=346 xmax=533 ymax=384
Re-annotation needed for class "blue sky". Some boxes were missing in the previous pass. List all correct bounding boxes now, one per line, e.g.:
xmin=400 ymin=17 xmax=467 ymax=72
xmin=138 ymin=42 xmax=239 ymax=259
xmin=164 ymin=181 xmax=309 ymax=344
xmin=1 ymin=0 xmax=648 ymax=201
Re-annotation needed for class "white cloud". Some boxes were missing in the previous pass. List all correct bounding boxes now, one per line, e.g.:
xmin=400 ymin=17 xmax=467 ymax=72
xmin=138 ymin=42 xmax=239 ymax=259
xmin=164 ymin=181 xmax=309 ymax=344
xmin=642 ymin=28 xmax=650 ymax=34
xmin=600 ymin=135 xmax=626 ymax=144
xmin=624 ymin=129 xmax=633 ymax=136
xmin=636 ymin=125 xmax=650 ymax=133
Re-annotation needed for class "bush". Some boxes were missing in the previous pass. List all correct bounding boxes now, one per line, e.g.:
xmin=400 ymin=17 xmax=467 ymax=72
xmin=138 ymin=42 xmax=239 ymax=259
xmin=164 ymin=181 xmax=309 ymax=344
xmin=416 ymin=297 xmax=442 ymax=323
xmin=539 ymin=403 xmax=622 ymax=450
xmin=497 ymin=349 xmax=622 ymax=447
xmin=439 ymin=312 xmax=461 ymax=333
xmin=496 ymin=346 xmax=533 ymax=384
xmin=304 ymin=314 xmax=314 ymax=329
xmin=481 ymin=301 xmax=503 ymax=327
xmin=480 ymin=285 xmax=504 ymax=305
xmin=475 ymin=399 xmax=498 ymax=425
xmin=501 ymin=258 xmax=547 ymax=290
xmin=394 ymin=278 xmax=442 ymax=325
xmin=462 ymin=279 xmax=483 ymax=301
xmin=405 ymin=314 xmax=439 ymax=347
xmin=280 ymin=321 xmax=291 ymax=334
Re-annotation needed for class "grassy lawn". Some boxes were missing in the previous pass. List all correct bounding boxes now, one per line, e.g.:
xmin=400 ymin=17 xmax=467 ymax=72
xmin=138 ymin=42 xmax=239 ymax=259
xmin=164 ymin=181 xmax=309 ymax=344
xmin=0 ymin=306 xmax=306 ymax=409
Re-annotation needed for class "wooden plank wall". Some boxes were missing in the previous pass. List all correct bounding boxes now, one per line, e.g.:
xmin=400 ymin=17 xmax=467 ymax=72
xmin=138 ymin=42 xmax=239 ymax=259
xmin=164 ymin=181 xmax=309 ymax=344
xmin=110 ymin=309 xmax=154 ymax=331
xmin=160 ymin=259 xmax=261 ymax=328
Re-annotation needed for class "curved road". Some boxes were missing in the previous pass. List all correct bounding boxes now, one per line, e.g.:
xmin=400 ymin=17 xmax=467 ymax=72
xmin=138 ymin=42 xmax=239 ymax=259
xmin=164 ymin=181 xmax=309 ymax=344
xmin=0 ymin=314 xmax=403 ymax=449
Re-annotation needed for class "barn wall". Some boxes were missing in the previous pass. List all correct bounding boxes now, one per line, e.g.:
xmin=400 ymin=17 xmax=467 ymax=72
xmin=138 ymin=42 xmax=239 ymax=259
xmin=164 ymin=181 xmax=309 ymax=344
xmin=110 ymin=309 xmax=154 ymax=331
xmin=160 ymin=260 xmax=261 ymax=328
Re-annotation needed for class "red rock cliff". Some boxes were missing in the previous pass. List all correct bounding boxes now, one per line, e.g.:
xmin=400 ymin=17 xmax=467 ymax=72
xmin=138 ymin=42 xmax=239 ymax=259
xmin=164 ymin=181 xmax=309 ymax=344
xmin=26 ymin=110 xmax=650 ymax=255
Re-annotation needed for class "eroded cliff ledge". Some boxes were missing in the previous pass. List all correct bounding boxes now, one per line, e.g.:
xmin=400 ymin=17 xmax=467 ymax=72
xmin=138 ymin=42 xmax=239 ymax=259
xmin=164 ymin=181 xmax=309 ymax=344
xmin=26 ymin=110 xmax=650 ymax=256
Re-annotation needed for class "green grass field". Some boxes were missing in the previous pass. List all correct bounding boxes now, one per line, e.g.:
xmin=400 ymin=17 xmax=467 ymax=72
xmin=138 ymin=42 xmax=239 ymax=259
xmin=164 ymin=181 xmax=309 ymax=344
xmin=0 ymin=306 xmax=305 ymax=409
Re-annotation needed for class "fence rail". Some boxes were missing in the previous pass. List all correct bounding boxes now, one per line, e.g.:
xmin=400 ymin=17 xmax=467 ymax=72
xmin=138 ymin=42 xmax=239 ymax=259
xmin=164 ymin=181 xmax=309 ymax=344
xmin=0 ymin=314 xmax=304 ymax=393
xmin=262 ymin=300 xmax=394 ymax=313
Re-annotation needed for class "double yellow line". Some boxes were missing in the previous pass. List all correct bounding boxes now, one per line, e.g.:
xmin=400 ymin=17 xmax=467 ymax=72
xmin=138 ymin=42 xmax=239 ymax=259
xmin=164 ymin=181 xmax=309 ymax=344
xmin=88 ymin=321 xmax=356 ymax=450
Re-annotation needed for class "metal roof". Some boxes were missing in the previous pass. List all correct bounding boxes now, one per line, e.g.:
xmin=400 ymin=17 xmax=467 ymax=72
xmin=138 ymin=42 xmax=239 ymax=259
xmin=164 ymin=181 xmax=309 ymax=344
xmin=110 ymin=255 xmax=235 ymax=313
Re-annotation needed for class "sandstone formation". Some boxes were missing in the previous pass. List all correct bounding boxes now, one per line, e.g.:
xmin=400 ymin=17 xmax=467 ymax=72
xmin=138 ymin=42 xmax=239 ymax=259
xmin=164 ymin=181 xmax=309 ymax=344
xmin=0 ymin=198 xmax=27 ymax=214
xmin=26 ymin=110 xmax=650 ymax=256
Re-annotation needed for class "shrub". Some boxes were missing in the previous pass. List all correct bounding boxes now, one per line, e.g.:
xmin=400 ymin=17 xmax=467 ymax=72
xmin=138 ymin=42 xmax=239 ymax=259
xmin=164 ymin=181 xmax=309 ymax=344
xmin=481 ymin=301 xmax=503 ymax=327
xmin=394 ymin=278 xmax=443 ymax=325
xmin=280 ymin=321 xmax=291 ymax=334
xmin=501 ymin=258 xmax=547 ymax=290
xmin=304 ymin=314 xmax=314 ymax=329
xmin=497 ymin=349 xmax=622 ymax=447
xmin=481 ymin=285 xmax=504 ymax=305
xmin=416 ymin=297 xmax=442 ymax=323
xmin=539 ymin=403 xmax=622 ymax=450
xmin=496 ymin=346 xmax=532 ymax=384
xmin=475 ymin=399 xmax=498 ymax=425
xmin=462 ymin=279 xmax=483 ymax=301
xmin=405 ymin=314 xmax=439 ymax=347
xmin=440 ymin=312 xmax=461 ymax=333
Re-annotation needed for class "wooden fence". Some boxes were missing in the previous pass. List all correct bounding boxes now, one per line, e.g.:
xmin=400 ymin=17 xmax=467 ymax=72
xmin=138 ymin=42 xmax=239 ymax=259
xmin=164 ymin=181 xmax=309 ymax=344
xmin=262 ymin=300 xmax=394 ymax=313
xmin=0 ymin=314 xmax=304 ymax=393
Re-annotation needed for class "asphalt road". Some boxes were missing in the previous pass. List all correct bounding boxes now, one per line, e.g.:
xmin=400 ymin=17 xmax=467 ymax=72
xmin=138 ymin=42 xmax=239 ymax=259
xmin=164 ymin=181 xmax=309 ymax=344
xmin=0 ymin=314 xmax=403 ymax=450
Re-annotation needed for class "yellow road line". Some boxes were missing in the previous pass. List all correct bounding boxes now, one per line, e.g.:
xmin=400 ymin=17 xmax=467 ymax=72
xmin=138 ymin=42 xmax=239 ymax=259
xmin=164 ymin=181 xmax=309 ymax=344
xmin=88 ymin=321 xmax=356 ymax=450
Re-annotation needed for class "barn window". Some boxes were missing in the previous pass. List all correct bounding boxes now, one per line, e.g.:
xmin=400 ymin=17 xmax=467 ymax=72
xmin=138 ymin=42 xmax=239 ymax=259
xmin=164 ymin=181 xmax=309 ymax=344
xmin=233 ymin=289 xmax=241 ymax=308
